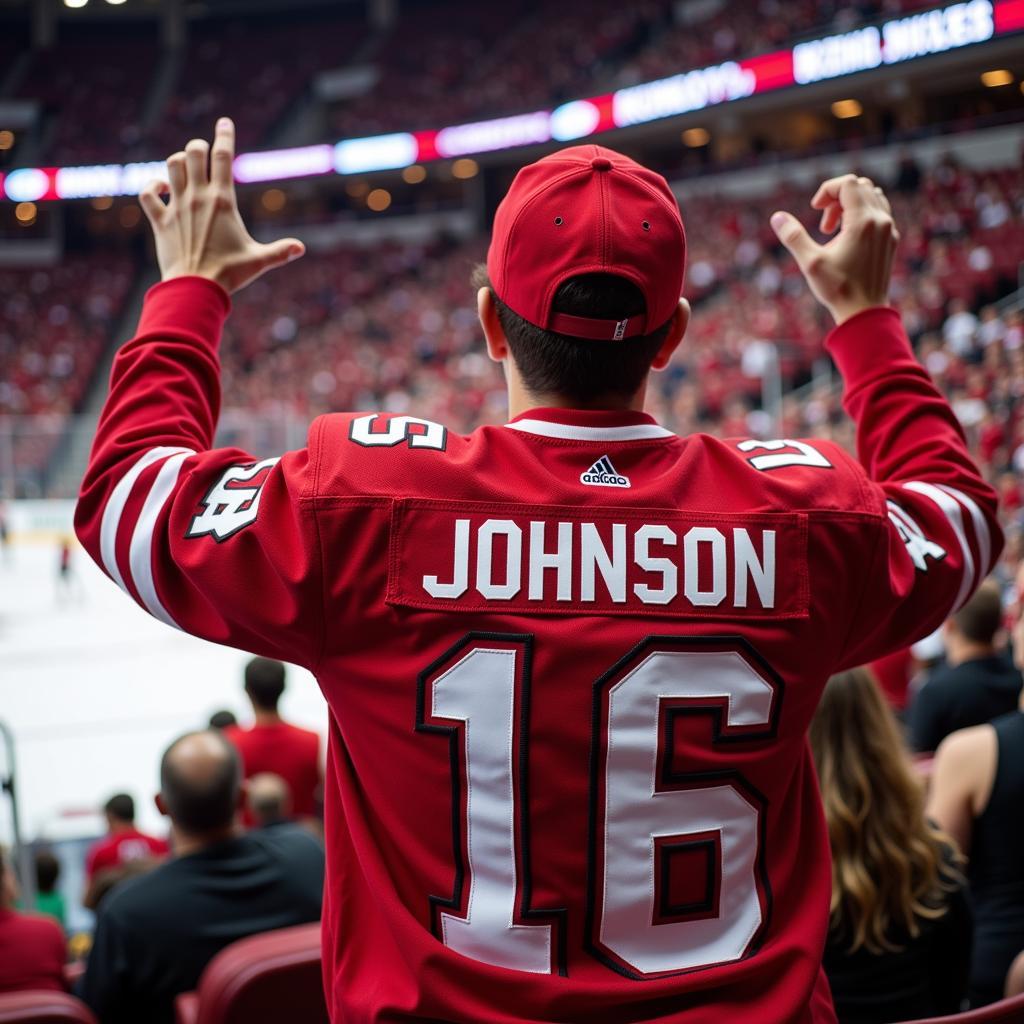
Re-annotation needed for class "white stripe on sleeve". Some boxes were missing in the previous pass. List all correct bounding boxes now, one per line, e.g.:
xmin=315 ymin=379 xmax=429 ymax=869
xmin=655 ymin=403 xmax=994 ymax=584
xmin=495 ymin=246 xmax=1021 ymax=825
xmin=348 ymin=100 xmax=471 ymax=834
xmin=99 ymin=446 xmax=194 ymax=593
xmin=936 ymin=483 xmax=992 ymax=579
xmin=903 ymin=481 xmax=975 ymax=611
xmin=128 ymin=450 xmax=193 ymax=629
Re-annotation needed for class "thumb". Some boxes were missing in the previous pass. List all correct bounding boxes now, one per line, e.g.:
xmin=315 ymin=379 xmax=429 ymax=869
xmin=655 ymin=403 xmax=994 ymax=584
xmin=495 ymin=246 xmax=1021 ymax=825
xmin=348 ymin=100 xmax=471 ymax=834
xmin=256 ymin=237 xmax=306 ymax=270
xmin=770 ymin=211 xmax=818 ymax=269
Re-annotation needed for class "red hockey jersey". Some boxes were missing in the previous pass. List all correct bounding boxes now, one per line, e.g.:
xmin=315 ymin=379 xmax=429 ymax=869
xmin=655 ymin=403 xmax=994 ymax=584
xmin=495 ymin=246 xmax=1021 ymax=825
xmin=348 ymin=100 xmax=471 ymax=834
xmin=76 ymin=277 xmax=1000 ymax=1024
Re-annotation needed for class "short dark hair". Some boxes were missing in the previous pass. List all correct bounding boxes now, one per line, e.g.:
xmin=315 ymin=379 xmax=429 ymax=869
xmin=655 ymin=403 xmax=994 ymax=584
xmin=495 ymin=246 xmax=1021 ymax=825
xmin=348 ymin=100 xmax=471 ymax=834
xmin=208 ymin=710 xmax=238 ymax=731
xmin=104 ymin=793 xmax=135 ymax=823
xmin=952 ymin=579 xmax=1003 ymax=644
xmin=160 ymin=731 xmax=241 ymax=833
xmin=473 ymin=266 xmax=674 ymax=404
xmin=244 ymin=657 xmax=286 ymax=711
xmin=35 ymin=850 xmax=60 ymax=893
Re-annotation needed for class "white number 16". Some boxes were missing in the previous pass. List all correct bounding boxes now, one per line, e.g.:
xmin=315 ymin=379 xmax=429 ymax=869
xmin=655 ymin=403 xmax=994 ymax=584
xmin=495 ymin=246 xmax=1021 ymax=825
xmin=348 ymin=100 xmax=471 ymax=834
xmin=417 ymin=634 xmax=781 ymax=978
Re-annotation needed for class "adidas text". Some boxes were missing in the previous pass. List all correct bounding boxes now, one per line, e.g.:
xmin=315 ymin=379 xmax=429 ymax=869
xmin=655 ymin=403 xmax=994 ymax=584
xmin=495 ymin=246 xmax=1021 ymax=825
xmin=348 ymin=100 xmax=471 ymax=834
xmin=581 ymin=456 xmax=631 ymax=488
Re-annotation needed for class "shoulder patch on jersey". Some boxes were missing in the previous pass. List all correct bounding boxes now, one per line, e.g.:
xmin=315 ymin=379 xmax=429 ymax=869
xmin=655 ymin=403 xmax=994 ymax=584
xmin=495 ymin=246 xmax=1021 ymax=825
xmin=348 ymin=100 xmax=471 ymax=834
xmin=349 ymin=414 xmax=447 ymax=452
xmin=736 ymin=439 xmax=833 ymax=472
xmin=186 ymin=457 xmax=280 ymax=542
xmin=886 ymin=500 xmax=947 ymax=572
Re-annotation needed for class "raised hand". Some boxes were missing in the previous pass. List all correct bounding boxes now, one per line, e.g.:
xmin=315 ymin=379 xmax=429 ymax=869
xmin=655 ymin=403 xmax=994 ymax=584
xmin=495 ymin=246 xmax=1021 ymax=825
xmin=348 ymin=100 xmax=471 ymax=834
xmin=139 ymin=117 xmax=305 ymax=295
xmin=770 ymin=173 xmax=899 ymax=326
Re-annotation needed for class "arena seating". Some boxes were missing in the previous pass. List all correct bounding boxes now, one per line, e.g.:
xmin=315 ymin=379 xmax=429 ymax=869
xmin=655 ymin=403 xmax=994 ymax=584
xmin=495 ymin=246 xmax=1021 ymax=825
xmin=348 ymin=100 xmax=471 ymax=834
xmin=173 ymin=923 xmax=326 ymax=1024
xmin=0 ymin=992 xmax=96 ymax=1024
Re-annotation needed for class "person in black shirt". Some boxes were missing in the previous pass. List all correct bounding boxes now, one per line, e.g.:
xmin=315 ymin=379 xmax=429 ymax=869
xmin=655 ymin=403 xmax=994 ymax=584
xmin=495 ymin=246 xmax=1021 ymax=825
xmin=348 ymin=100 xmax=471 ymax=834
xmin=812 ymin=668 xmax=971 ymax=1024
xmin=79 ymin=730 xmax=323 ymax=1024
xmin=929 ymin=569 xmax=1024 ymax=1007
xmin=908 ymin=580 xmax=1021 ymax=753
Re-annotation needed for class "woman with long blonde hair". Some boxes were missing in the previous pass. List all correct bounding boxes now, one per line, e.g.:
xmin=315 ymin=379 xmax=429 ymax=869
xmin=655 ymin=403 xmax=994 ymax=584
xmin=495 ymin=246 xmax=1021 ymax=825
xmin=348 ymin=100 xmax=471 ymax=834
xmin=809 ymin=667 xmax=971 ymax=1023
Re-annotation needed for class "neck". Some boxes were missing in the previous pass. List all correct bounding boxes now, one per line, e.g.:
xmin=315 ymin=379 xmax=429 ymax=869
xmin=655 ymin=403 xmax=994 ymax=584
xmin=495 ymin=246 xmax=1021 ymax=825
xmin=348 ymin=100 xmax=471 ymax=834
xmin=109 ymin=820 xmax=135 ymax=836
xmin=505 ymin=374 xmax=647 ymax=417
xmin=171 ymin=821 xmax=241 ymax=858
xmin=947 ymin=640 xmax=993 ymax=667
xmin=253 ymin=708 xmax=282 ymax=726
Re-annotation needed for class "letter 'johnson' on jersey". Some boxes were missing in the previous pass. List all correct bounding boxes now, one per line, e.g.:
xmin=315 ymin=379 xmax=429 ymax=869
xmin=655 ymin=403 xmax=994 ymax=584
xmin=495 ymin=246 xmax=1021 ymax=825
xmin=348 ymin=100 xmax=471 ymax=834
xmin=76 ymin=278 xmax=1001 ymax=1024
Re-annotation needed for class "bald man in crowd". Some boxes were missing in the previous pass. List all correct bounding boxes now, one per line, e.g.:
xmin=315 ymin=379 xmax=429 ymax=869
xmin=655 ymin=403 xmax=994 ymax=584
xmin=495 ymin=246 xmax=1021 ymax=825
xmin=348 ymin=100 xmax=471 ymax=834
xmin=246 ymin=772 xmax=292 ymax=829
xmin=80 ymin=730 xmax=324 ymax=1024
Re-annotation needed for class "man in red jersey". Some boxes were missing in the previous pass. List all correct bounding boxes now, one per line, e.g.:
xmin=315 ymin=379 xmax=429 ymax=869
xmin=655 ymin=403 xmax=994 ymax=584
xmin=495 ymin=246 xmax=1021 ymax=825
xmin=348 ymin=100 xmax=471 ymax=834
xmin=84 ymin=792 xmax=168 ymax=883
xmin=225 ymin=657 xmax=321 ymax=825
xmin=75 ymin=118 xmax=999 ymax=1023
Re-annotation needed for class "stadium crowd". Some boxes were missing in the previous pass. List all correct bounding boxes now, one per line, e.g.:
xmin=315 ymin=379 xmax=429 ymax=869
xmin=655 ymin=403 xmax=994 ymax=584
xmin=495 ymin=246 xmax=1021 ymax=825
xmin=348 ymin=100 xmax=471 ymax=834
xmin=7 ymin=0 xmax=945 ymax=167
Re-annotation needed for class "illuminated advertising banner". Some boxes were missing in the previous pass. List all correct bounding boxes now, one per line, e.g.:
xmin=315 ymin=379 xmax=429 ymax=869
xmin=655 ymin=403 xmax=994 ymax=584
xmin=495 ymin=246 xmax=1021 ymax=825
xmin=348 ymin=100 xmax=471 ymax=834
xmin=2 ymin=0 xmax=1019 ymax=202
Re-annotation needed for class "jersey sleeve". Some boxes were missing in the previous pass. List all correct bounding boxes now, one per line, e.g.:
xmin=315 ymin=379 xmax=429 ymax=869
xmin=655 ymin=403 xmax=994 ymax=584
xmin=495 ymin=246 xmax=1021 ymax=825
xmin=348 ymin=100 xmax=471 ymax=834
xmin=74 ymin=276 xmax=324 ymax=669
xmin=827 ymin=307 xmax=1002 ymax=670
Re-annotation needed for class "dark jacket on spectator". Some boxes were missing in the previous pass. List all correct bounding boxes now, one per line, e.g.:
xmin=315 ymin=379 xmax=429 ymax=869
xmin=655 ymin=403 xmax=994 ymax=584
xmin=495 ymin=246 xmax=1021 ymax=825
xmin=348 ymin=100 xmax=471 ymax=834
xmin=79 ymin=827 xmax=323 ymax=1024
xmin=908 ymin=655 xmax=1022 ymax=753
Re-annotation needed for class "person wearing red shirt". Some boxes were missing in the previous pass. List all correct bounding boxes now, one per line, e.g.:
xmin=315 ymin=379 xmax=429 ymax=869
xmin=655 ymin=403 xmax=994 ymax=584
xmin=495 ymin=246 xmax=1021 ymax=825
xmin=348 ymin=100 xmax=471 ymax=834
xmin=74 ymin=121 xmax=1000 ymax=1023
xmin=225 ymin=657 xmax=321 ymax=824
xmin=0 ymin=847 xmax=66 ymax=994
xmin=85 ymin=792 xmax=169 ymax=884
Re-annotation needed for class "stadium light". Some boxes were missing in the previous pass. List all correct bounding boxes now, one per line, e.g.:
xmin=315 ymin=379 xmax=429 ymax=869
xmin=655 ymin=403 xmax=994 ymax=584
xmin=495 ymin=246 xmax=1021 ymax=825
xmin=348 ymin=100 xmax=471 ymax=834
xmin=980 ymin=68 xmax=1013 ymax=86
xmin=451 ymin=158 xmax=479 ymax=179
xmin=0 ymin=131 xmax=14 ymax=151
xmin=105 ymin=0 xmax=128 ymax=5
xmin=831 ymin=98 xmax=863 ymax=118
xmin=14 ymin=201 xmax=36 ymax=225
xmin=682 ymin=127 xmax=710 ymax=146
xmin=402 ymin=165 xmax=427 ymax=184
xmin=366 ymin=188 xmax=391 ymax=212
xmin=63 ymin=0 xmax=89 ymax=8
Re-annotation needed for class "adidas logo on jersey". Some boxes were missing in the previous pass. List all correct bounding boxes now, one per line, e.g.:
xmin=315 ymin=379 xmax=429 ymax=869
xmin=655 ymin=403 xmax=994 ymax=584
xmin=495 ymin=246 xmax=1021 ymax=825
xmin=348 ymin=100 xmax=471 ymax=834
xmin=580 ymin=456 xmax=630 ymax=488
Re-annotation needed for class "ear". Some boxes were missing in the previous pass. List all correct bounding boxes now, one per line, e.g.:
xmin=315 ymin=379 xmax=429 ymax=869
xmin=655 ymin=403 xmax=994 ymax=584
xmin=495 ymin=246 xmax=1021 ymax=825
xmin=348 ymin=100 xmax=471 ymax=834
xmin=478 ymin=287 xmax=508 ymax=363
xmin=154 ymin=793 xmax=168 ymax=818
xmin=650 ymin=298 xmax=690 ymax=372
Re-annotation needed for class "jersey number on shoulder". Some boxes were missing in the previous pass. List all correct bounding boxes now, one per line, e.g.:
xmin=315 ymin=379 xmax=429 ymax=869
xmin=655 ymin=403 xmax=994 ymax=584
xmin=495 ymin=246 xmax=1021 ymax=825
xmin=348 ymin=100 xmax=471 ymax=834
xmin=186 ymin=457 xmax=280 ymax=542
xmin=737 ymin=438 xmax=832 ymax=471
xmin=418 ymin=634 xmax=779 ymax=978
xmin=349 ymin=414 xmax=447 ymax=451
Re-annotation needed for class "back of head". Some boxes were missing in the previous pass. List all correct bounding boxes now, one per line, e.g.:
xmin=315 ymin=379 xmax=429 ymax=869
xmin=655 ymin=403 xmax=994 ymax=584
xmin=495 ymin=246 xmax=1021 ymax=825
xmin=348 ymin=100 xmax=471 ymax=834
xmin=473 ymin=267 xmax=673 ymax=405
xmin=247 ymin=772 xmax=291 ymax=826
xmin=160 ymin=730 xmax=241 ymax=834
xmin=35 ymin=850 xmax=60 ymax=893
xmin=809 ymin=668 xmax=958 ymax=953
xmin=951 ymin=578 xmax=1003 ymax=645
xmin=104 ymin=792 xmax=135 ymax=825
xmin=208 ymin=709 xmax=238 ymax=731
xmin=244 ymin=657 xmax=286 ymax=712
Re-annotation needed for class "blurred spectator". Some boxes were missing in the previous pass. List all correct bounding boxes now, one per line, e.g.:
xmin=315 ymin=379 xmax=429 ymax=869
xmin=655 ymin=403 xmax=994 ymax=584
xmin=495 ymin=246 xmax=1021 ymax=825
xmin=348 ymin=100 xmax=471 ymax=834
xmin=907 ymin=581 xmax=1021 ymax=753
xmin=0 ymin=847 xmax=66 ymax=995
xmin=80 ymin=730 xmax=323 ymax=1024
xmin=811 ymin=668 xmax=971 ymax=1023
xmin=33 ymin=850 xmax=65 ymax=929
xmin=85 ymin=792 xmax=169 ymax=885
xmin=246 ymin=772 xmax=291 ymax=829
xmin=927 ymin=574 xmax=1024 ymax=1008
xmin=225 ymin=658 xmax=321 ymax=825
xmin=207 ymin=709 xmax=238 ymax=731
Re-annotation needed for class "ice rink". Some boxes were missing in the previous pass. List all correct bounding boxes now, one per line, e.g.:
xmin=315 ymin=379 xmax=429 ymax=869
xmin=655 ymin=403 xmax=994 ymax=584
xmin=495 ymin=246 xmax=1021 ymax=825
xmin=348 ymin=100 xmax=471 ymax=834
xmin=0 ymin=529 xmax=327 ymax=847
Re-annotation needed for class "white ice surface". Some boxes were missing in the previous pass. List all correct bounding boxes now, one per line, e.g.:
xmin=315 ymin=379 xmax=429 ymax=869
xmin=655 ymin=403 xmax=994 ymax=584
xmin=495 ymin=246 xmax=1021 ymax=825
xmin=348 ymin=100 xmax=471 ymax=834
xmin=0 ymin=540 xmax=327 ymax=845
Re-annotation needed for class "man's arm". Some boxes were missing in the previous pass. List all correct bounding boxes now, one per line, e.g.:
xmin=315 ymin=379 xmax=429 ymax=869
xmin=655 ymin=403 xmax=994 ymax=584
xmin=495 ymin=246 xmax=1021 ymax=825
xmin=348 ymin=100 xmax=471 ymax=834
xmin=74 ymin=120 xmax=323 ymax=665
xmin=773 ymin=176 xmax=1001 ymax=663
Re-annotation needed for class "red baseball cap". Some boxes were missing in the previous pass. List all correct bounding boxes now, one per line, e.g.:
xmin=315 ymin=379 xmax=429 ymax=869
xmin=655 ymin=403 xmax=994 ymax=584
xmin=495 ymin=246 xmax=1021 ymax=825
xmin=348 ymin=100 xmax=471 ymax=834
xmin=486 ymin=144 xmax=686 ymax=342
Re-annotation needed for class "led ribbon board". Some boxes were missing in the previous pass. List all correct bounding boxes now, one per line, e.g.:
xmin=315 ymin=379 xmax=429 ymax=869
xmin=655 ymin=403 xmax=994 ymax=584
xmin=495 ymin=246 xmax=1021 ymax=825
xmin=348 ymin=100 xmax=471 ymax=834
xmin=2 ymin=0 xmax=1020 ymax=202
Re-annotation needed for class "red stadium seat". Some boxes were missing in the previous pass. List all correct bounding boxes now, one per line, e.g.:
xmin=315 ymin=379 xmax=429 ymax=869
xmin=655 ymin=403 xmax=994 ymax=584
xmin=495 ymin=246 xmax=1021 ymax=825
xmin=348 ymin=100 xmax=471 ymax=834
xmin=893 ymin=993 xmax=1024 ymax=1023
xmin=0 ymin=992 xmax=97 ymax=1024
xmin=174 ymin=924 xmax=327 ymax=1024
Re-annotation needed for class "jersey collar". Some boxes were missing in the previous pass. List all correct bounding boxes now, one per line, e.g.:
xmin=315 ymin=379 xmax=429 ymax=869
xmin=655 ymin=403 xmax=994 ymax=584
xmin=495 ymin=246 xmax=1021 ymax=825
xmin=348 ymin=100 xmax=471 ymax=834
xmin=505 ymin=407 xmax=673 ymax=442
